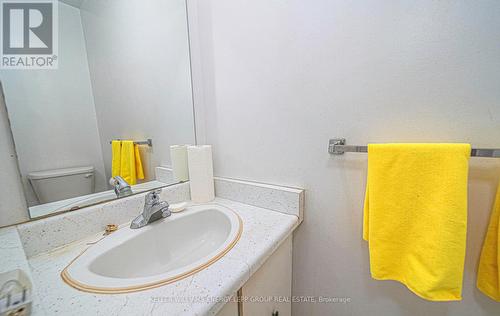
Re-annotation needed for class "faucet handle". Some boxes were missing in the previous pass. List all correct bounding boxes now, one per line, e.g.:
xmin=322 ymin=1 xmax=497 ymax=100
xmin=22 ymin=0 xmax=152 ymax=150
xmin=159 ymin=201 xmax=171 ymax=218
xmin=145 ymin=189 xmax=162 ymax=205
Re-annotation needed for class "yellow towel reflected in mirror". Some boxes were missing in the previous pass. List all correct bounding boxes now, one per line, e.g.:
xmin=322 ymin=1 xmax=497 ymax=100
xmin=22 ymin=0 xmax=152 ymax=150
xmin=111 ymin=140 xmax=145 ymax=185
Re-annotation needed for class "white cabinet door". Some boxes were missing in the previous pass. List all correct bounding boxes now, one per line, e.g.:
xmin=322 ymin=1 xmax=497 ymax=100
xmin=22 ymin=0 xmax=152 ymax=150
xmin=216 ymin=297 xmax=238 ymax=316
xmin=241 ymin=235 xmax=292 ymax=316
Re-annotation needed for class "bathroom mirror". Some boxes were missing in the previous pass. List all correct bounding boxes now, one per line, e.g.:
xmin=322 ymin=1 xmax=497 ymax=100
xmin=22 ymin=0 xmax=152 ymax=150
xmin=0 ymin=0 xmax=195 ymax=226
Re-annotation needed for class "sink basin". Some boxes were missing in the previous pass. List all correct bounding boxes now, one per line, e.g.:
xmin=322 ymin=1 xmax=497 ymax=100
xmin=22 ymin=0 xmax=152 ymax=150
xmin=61 ymin=204 xmax=242 ymax=293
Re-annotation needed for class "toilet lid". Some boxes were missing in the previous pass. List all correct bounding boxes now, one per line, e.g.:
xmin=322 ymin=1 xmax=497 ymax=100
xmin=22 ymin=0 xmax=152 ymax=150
xmin=27 ymin=166 xmax=94 ymax=180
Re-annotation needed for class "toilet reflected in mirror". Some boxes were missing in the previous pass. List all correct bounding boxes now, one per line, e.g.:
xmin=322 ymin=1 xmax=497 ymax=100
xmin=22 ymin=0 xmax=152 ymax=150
xmin=28 ymin=166 xmax=96 ymax=205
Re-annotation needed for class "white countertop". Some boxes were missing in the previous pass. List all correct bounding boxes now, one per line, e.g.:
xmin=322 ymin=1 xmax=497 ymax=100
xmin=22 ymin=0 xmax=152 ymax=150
xmin=23 ymin=198 xmax=299 ymax=316
xmin=0 ymin=227 xmax=45 ymax=315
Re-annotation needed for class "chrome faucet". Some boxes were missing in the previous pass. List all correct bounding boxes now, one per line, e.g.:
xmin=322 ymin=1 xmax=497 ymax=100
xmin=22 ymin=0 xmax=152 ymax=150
xmin=130 ymin=189 xmax=170 ymax=229
xmin=111 ymin=176 xmax=133 ymax=198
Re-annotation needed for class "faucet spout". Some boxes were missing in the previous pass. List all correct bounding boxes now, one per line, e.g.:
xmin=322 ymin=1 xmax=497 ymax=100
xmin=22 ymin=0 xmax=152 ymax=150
xmin=110 ymin=176 xmax=133 ymax=198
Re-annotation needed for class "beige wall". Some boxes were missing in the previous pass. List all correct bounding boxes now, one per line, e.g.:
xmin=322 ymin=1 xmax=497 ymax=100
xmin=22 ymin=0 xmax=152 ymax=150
xmin=188 ymin=0 xmax=500 ymax=315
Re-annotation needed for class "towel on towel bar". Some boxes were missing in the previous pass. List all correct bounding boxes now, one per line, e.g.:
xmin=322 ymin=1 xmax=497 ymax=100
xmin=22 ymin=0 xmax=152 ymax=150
xmin=363 ymin=143 xmax=471 ymax=301
xmin=111 ymin=140 xmax=145 ymax=185
xmin=477 ymin=183 xmax=500 ymax=302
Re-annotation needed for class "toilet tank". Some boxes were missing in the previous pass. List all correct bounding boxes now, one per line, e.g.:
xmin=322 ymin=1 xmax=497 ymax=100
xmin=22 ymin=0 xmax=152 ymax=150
xmin=27 ymin=166 xmax=95 ymax=204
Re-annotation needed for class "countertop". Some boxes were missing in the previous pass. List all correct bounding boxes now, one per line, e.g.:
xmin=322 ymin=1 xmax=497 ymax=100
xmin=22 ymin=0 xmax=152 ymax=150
xmin=24 ymin=198 xmax=299 ymax=315
xmin=0 ymin=227 xmax=45 ymax=314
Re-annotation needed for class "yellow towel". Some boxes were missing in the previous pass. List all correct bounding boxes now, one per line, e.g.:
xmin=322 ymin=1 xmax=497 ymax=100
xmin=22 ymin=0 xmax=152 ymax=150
xmin=477 ymin=184 xmax=500 ymax=301
xmin=111 ymin=140 xmax=121 ymax=178
xmin=363 ymin=143 xmax=471 ymax=301
xmin=134 ymin=144 xmax=145 ymax=181
xmin=111 ymin=140 xmax=145 ymax=185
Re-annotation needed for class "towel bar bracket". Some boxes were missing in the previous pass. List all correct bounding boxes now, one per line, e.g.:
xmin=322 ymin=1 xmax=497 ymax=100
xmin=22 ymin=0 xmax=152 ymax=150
xmin=136 ymin=139 xmax=153 ymax=147
xmin=329 ymin=138 xmax=368 ymax=155
xmin=328 ymin=138 xmax=346 ymax=155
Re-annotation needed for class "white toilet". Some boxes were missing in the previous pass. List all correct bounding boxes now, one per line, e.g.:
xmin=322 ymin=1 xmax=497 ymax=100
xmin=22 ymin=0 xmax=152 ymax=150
xmin=27 ymin=166 xmax=95 ymax=204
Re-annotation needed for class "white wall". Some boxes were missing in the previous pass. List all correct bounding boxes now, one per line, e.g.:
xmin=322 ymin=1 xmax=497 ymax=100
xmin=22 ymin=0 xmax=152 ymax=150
xmin=189 ymin=1 xmax=500 ymax=315
xmin=0 ymin=3 xmax=107 ymax=206
xmin=0 ymin=84 xmax=29 ymax=226
xmin=80 ymin=0 xmax=196 ymax=181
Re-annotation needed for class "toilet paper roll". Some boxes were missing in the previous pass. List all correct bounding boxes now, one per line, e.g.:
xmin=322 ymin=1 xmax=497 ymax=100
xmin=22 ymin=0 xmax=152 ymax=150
xmin=187 ymin=145 xmax=215 ymax=203
xmin=170 ymin=145 xmax=189 ymax=182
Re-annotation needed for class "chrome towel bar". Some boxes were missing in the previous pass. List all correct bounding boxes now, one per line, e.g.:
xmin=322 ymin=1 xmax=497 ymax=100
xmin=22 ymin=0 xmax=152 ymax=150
xmin=329 ymin=138 xmax=500 ymax=158
xmin=109 ymin=139 xmax=153 ymax=147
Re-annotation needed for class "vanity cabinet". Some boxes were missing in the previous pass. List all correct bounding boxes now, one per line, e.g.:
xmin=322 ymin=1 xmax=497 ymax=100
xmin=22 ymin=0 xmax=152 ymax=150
xmin=217 ymin=299 xmax=239 ymax=316
xmin=217 ymin=235 xmax=292 ymax=316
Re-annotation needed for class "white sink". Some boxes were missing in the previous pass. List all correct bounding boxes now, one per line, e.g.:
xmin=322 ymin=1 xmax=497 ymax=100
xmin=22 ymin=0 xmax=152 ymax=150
xmin=61 ymin=204 xmax=242 ymax=293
